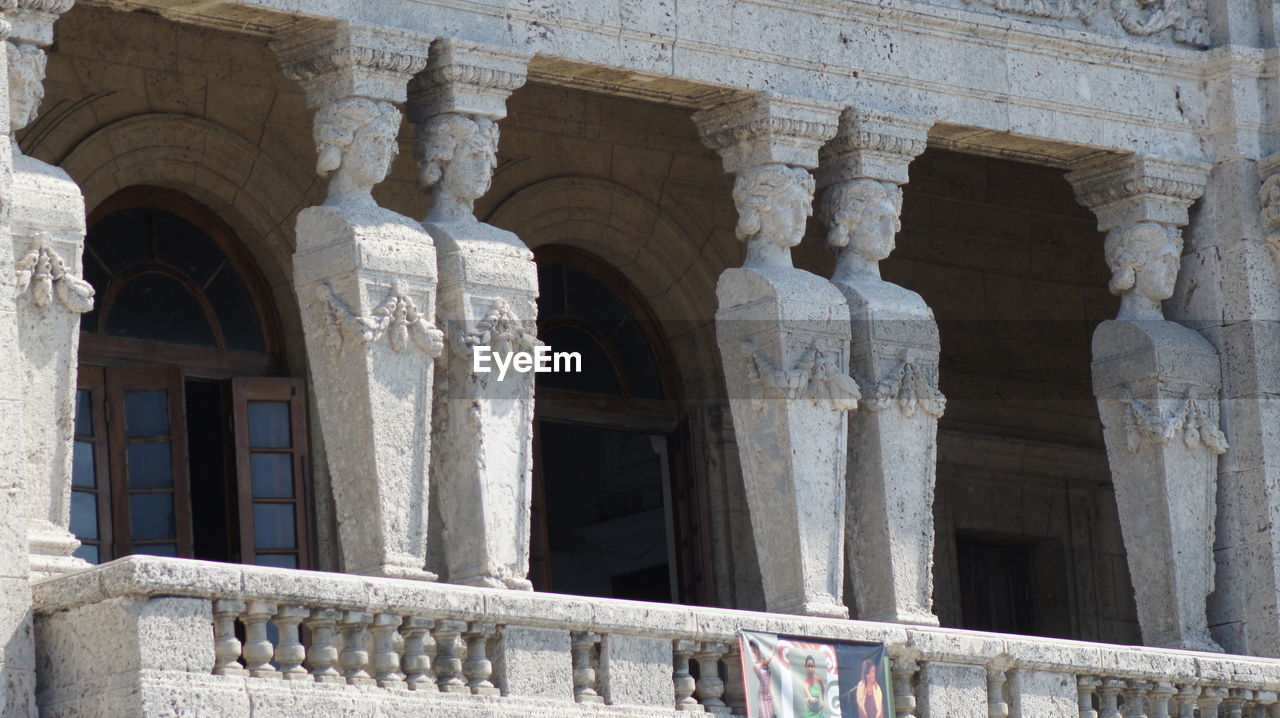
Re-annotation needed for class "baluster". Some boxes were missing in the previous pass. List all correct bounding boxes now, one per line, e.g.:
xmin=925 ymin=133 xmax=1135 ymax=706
xmin=1172 ymin=684 xmax=1199 ymax=718
xmin=243 ymin=600 xmax=279 ymax=678
xmin=1078 ymin=676 xmax=1100 ymax=718
xmin=432 ymin=619 xmax=468 ymax=693
xmin=696 ymin=642 xmax=731 ymax=715
xmin=401 ymin=617 xmax=435 ymax=691
xmin=339 ymin=610 xmax=375 ymax=686
xmin=988 ymin=666 xmax=1009 ymax=718
xmin=892 ymin=656 xmax=920 ymax=718
xmin=372 ymin=613 xmax=406 ymax=689
xmin=1226 ymin=689 xmax=1253 ymax=718
xmin=1100 ymin=679 xmax=1125 ymax=718
xmin=1200 ymin=686 xmax=1226 ymax=718
xmin=722 ymin=643 xmax=747 ymax=717
xmin=674 ymin=639 xmax=702 ymax=711
xmin=1123 ymin=681 xmax=1150 ymax=718
xmin=571 ymin=631 xmax=604 ymax=704
xmin=212 ymin=599 xmax=246 ymax=676
xmin=273 ymin=605 xmax=310 ymax=680
xmin=305 ymin=608 xmax=343 ymax=684
xmin=464 ymin=622 xmax=500 ymax=696
xmin=1254 ymin=690 xmax=1277 ymax=718
xmin=1148 ymin=681 xmax=1174 ymax=718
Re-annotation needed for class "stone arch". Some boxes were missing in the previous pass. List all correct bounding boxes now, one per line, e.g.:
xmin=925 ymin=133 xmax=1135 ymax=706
xmin=58 ymin=113 xmax=312 ymax=373
xmin=485 ymin=176 xmax=725 ymax=402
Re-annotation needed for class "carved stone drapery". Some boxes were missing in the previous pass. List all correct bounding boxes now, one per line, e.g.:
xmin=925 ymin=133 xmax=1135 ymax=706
xmin=961 ymin=0 xmax=1208 ymax=48
xmin=1067 ymin=153 xmax=1221 ymax=651
xmin=275 ymin=22 xmax=442 ymax=581
xmin=411 ymin=39 xmax=538 ymax=591
xmin=694 ymin=94 xmax=851 ymax=618
xmin=8 ymin=0 xmax=91 ymax=579
xmin=818 ymin=107 xmax=940 ymax=625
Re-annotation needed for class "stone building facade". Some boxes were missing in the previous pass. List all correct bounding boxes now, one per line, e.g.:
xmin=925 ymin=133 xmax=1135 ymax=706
xmin=6 ymin=0 xmax=1280 ymax=715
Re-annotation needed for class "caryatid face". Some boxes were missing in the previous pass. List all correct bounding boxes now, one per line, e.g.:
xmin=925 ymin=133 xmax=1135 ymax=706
xmin=439 ymin=126 xmax=497 ymax=204
xmin=346 ymin=118 xmax=398 ymax=189
xmin=8 ymin=42 xmax=46 ymax=132
xmin=848 ymin=193 xmax=899 ymax=262
xmin=759 ymin=179 xmax=812 ymax=249
xmin=1132 ymin=224 xmax=1181 ymax=303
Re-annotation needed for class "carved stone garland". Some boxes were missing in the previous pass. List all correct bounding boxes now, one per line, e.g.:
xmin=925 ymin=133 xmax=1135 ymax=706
xmin=963 ymin=0 xmax=1208 ymax=47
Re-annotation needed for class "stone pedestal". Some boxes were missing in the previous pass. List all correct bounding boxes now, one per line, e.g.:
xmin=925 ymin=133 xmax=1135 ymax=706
xmin=296 ymin=205 xmax=442 ymax=580
xmin=1092 ymin=319 xmax=1224 ymax=651
xmin=718 ymin=265 xmax=854 ymax=618
xmin=428 ymin=219 xmax=538 ymax=590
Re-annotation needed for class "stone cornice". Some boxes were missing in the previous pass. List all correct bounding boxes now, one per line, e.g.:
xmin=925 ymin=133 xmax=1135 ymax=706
xmin=272 ymin=21 xmax=431 ymax=108
xmin=407 ymin=39 xmax=530 ymax=123
xmin=817 ymin=108 xmax=932 ymax=187
xmin=1066 ymin=154 xmax=1210 ymax=231
xmin=692 ymin=94 xmax=841 ymax=173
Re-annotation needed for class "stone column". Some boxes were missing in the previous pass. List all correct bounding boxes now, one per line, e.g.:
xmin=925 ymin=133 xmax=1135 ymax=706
xmin=8 ymin=0 xmax=88 ymax=580
xmin=408 ymin=40 xmax=537 ymax=590
xmin=816 ymin=108 xmax=940 ymax=625
xmin=1067 ymin=154 xmax=1222 ymax=652
xmin=693 ymin=94 xmax=855 ymax=618
xmin=273 ymin=23 xmax=441 ymax=580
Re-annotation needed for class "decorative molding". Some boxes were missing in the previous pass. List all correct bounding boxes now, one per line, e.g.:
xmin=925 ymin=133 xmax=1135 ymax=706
xmin=15 ymin=0 xmax=75 ymax=13
xmin=1258 ymin=169 xmax=1280 ymax=252
xmin=460 ymin=299 xmax=542 ymax=357
xmin=864 ymin=352 xmax=946 ymax=418
xmin=272 ymin=21 xmax=431 ymax=107
xmin=962 ymin=0 xmax=1208 ymax=48
xmin=743 ymin=340 xmax=861 ymax=411
xmin=693 ymin=94 xmax=841 ymax=173
xmin=1066 ymin=154 xmax=1209 ymax=231
xmin=14 ymin=236 xmax=93 ymax=313
xmin=1122 ymin=387 xmax=1227 ymax=455
xmin=408 ymin=39 xmax=530 ymax=123
xmin=316 ymin=282 xmax=443 ymax=356
xmin=818 ymin=109 xmax=931 ymax=187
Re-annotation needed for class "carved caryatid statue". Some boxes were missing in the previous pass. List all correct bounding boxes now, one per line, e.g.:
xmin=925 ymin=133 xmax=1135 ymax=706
xmin=822 ymin=177 xmax=943 ymax=625
xmin=1091 ymin=219 xmax=1225 ymax=652
xmin=418 ymin=110 xmax=540 ymax=591
xmin=8 ymin=6 xmax=95 ymax=577
xmin=294 ymin=95 xmax=444 ymax=581
xmin=716 ymin=162 xmax=858 ymax=618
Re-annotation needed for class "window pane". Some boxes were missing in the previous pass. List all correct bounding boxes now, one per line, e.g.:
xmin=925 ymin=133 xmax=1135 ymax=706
xmin=130 ymin=493 xmax=176 ymax=540
xmin=247 ymin=402 xmax=290 ymax=448
xmin=74 ymin=389 xmax=93 ymax=436
xmin=154 ymin=211 xmax=225 ymax=286
xmin=250 ymin=453 xmax=293 ymax=498
xmin=72 ymin=544 xmax=99 ymax=564
xmin=133 ymin=543 xmax=177 ymax=557
xmin=253 ymin=504 xmax=296 ymax=550
xmin=72 ymin=441 xmax=96 ymax=488
xmin=86 ymin=207 xmax=152 ymax=275
xmin=105 ymin=271 xmax=217 ymax=347
xmin=126 ymin=442 xmax=172 ymax=489
xmin=256 ymin=554 xmax=298 ymax=569
xmin=124 ymin=390 xmax=169 ymax=436
xmin=206 ymin=264 xmax=266 ymax=353
xmin=70 ymin=491 xmax=98 ymax=540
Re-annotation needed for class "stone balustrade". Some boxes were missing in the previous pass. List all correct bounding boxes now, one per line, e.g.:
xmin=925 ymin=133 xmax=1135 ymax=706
xmin=30 ymin=556 xmax=1280 ymax=717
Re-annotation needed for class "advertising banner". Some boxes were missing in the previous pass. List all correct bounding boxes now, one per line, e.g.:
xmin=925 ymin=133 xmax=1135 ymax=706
xmin=739 ymin=630 xmax=893 ymax=718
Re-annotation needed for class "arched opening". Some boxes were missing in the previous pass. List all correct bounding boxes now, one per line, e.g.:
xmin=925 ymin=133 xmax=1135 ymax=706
xmin=71 ymin=187 xmax=312 ymax=569
xmin=529 ymin=245 xmax=714 ymax=605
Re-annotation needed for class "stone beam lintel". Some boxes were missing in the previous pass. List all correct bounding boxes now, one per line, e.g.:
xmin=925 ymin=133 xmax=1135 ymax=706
xmin=272 ymin=20 xmax=433 ymax=108
xmin=817 ymin=108 xmax=932 ymax=188
xmin=1066 ymin=154 xmax=1210 ymax=232
xmin=693 ymin=94 xmax=841 ymax=174
xmin=407 ymin=38 xmax=532 ymax=123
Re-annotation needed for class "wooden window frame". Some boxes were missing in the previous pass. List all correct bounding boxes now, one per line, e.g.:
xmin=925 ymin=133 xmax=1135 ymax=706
xmin=74 ymin=366 xmax=115 ymax=563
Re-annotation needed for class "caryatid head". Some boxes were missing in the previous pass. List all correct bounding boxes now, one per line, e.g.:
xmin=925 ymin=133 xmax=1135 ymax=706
xmin=821 ymin=178 xmax=902 ymax=264
xmin=8 ymin=41 xmax=46 ymax=132
xmin=415 ymin=113 xmax=499 ymax=220
xmin=732 ymin=163 xmax=816 ymax=252
xmin=1104 ymin=220 xmax=1182 ymax=319
xmin=313 ymin=97 xmax=402 ymax=206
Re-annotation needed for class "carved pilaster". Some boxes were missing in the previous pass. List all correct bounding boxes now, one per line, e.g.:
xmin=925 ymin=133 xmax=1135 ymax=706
xmin=410 ymin=39 xmax=539 ymax=591
xmin=694 ymin=94 xmax=852 ymax=618
xmin=1068 ymin=154 xmax=1222 ymax=652
xmin=5 ymin=0 xmax=89 ymax=579
xmin=817 ymin=108 xmax=940 ymax=626
xmin=275 ymin=23 xmax=442 ymax=581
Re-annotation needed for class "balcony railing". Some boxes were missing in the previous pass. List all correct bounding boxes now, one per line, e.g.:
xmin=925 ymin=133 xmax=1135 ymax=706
xmin=30 ymin=556 xmax=1280 ymax=717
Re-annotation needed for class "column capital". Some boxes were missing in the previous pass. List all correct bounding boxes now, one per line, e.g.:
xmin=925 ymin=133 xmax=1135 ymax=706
xmin=272 ymin=20 xmax=431 ymax=109
xmin=692 ymin=93 xmax=841 ymax=174
xmin=817 ymin=107 xmax=931 ymax=188
xmin=7 ymin=0 xmax=72 ymax=47
xmin=1066 ymin=153 xmax=1209 ymax=232
xmin=407 ymin=39 xmax=531 ymax=123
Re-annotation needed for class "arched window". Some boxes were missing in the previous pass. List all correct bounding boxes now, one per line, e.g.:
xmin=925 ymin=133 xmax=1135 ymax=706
xmin=530 ymin=246 xmax=713 ymax=605
xmin=71 ymin=188 xmax=310 ymax=569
